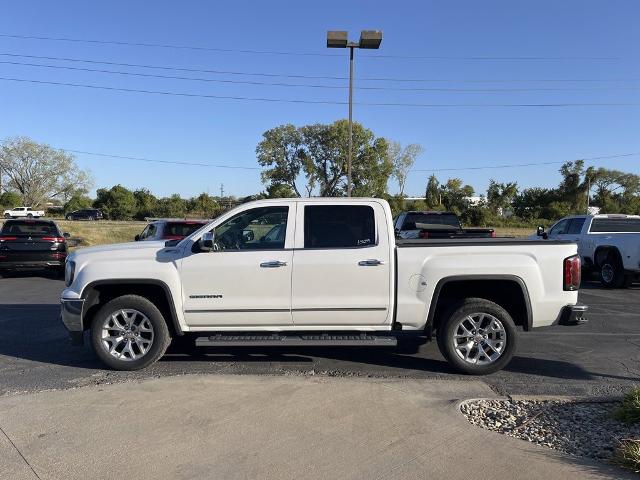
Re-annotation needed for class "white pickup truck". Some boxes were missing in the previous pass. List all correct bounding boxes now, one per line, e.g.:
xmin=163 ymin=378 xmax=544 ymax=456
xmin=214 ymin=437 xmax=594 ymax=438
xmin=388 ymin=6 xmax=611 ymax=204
xmin=534 ymin=214 xmax=640 ymax=288
xmin=61 ymin=198 xmax=587 ymax=374
xmin=3 ymin=206 xmax=45 ymax=219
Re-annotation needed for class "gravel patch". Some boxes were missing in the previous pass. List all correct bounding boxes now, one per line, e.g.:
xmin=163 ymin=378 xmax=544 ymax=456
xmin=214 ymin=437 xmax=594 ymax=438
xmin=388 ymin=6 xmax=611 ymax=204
xmin=461 ymin=399 xmax=640 ymax=462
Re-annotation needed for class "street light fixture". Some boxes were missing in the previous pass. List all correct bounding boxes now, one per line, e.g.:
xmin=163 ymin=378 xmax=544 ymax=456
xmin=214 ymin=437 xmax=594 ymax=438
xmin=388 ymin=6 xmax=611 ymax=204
xmin=327 ymin=29 xmax=383 ymax=197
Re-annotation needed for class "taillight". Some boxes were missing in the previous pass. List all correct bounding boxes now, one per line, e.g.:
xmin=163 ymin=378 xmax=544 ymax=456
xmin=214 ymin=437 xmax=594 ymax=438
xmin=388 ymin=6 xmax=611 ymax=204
xmin=563 ymin=255 xmax=581 ymax=291
xmin=419 ymin=231 xmax=429 ymax=239
xmin=490 ymin=231 xmax=496 ymax=238
xmin=41 ymin=237 xmax=66 ymax=242
xmin=0 ymin=236 xmax=17 ymax=241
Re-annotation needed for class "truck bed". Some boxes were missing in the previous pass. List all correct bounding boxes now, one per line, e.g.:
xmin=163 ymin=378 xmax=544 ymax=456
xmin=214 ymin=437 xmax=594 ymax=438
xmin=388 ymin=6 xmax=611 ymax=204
xmin=396 ymin=238 xmax=573 ymax=247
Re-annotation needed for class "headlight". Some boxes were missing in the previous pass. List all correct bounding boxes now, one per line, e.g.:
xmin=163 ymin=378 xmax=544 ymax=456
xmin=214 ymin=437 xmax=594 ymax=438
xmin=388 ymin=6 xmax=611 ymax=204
xmin=65 ymin=260 xmax=76 ymax=287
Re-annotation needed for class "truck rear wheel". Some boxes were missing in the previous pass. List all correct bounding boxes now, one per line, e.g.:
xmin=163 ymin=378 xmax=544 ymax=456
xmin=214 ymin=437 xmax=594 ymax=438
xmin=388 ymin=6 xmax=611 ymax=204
xmin=599 ymin=254 xmax=625 ymax=288
xmin=436 ymin=298 xmax=517 ymax=375
xmin=90 ymin=295 xmax=171 ymax=371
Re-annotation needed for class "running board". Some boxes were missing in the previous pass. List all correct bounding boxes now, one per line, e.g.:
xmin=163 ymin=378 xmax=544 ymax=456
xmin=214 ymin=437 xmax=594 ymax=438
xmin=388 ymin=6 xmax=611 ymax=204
xmin=195 ymin=333 xmax=397 ymax=347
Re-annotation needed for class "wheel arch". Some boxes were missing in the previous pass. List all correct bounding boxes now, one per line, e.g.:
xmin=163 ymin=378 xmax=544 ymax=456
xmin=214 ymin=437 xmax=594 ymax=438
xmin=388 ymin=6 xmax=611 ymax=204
xmin=426 ymin=275 xmax=533 ymax=332
xmin=594 ymin=245 xmax=622 ymax=268
xmin=80 ymin=279 xmax=183 ymax=337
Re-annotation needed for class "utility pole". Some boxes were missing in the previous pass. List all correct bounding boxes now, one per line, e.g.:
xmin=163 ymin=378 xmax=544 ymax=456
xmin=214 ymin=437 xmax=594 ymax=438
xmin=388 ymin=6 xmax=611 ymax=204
xmin=586 ymin=176 xmax=591 ymax=214
xmin=327 ymin=30 xmax=382 ymax=197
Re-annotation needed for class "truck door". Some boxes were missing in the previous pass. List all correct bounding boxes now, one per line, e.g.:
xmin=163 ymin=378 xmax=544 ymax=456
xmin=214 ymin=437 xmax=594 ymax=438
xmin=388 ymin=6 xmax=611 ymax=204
xmin=180 ymin=203 xmax=295 ymax=327
xmin=291 ymin=202 xmax=392 ymax=326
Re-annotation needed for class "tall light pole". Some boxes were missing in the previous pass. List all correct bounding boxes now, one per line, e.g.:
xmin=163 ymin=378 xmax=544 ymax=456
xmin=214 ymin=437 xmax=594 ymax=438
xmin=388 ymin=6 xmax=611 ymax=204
xmin=327 ymin=30 xmax=382 ymax=197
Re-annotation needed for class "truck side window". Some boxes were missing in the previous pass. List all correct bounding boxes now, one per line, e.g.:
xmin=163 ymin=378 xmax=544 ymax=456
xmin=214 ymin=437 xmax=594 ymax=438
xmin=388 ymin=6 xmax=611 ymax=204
xmin=567 ymin=218 xmax=585 ymax=235
xmin=304 ymin=205 xmax=375 ymax=249
xmin=214 ymin=206 xmax=288 ymax=250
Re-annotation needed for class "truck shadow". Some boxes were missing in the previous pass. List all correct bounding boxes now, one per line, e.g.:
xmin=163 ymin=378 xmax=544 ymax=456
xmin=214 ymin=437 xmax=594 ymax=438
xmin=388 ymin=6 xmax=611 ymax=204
xmin=1 ymin=303 xmax=638 ymax=384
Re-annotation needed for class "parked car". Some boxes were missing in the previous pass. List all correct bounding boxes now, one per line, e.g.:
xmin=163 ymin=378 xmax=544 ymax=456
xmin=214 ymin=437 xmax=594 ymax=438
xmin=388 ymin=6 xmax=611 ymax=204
xmin=394 ymin=211 xmax=495 ymax=239
xmin=135 ymin=219 xmax=208 ymax=242
xmin=0 ymin=219 xmax=69 ymax=275
xmin=3 ymin=206 xmax=45 ymax=219
xmin=61 ymin=198 xmax=586 ymax=373
xmin=534 ymin=214 xmax=640 ymax=288
xmin=65 ymin=208 xmax=103 ymax=221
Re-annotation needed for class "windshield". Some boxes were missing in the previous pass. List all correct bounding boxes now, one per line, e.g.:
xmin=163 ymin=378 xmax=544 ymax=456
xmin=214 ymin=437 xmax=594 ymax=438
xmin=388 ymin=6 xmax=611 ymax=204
xmin=165 ymin=222 xmax=207 ymax=237
xmin=1 ymin=221 xmax=59 ymax=236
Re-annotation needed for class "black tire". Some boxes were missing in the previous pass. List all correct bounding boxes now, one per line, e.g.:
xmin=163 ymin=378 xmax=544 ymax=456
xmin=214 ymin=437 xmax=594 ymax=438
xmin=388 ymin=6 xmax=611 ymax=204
xmin=436 ymin=298 xmax=517 ymax=375
xmin=4 ymin=213 xmax=11 ymax=219
xmin=599 ymin=253 xmax=625 ymax=289
xmin=90 ymin=295 xmax=172 ymax=371
xmin=26 ymin=213 xmax=33 ymax=218
xmin=65 ymin=215 xmax=73 ymax=220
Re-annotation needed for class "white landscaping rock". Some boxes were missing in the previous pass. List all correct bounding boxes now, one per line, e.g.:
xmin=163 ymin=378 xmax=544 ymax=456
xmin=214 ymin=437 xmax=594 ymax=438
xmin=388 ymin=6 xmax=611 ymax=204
xmin=460 ymin=399 xmax=640 ymax=462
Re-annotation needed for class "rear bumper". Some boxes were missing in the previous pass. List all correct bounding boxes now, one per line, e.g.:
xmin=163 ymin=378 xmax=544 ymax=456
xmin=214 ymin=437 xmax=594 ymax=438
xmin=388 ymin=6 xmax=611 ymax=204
xmin=60 ymin=298 xmax=85 ymax=346
xmin=0 ymin=260 xmax=64 ymax=269
xmin=559 ymin=304 xmax=588 ymax=325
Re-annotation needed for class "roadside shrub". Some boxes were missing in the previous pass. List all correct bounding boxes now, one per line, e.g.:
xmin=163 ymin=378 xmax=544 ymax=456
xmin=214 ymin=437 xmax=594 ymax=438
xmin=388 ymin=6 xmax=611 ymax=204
xmin=613 ymin=387 xmax=640 ymax=424
xmin=614 ymin=439 xmax=640 ymax=473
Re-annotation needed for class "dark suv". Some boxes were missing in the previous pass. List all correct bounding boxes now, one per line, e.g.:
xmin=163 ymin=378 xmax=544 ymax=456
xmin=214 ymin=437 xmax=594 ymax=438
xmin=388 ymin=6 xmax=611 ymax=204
xmin=65 ymin=208 xmax=103 ymax=221
xmin=0 ymin=219 xmax=69 ymax=275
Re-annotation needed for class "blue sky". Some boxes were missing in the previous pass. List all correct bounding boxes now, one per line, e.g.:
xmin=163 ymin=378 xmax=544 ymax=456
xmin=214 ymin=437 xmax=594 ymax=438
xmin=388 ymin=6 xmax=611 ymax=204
xmin=1 ymin=0 xmax=638 ymax=198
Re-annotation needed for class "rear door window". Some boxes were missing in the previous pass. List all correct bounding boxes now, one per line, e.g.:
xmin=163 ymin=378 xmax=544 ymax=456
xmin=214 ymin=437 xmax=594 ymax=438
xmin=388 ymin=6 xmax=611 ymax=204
xmin=304 ymin=205 xmax=375 ymax=249
xmin=567 ymin=218 xmax=585 ymax=234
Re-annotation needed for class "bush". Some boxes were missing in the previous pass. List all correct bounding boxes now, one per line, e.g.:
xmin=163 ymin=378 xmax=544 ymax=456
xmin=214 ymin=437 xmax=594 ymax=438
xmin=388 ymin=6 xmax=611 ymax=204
xmin=615 ymin=439 xmax=640 ymax=473
xmin=613 ymin=387 xmax=640 ymax=424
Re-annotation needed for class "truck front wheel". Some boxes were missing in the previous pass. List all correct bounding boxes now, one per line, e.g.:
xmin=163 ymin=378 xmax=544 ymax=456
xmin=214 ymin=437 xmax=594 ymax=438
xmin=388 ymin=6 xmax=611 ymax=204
xmin=436 ymin=298 xmax=517 ymax=375
xmin=90 ymin=295 xmax=171 ymax=370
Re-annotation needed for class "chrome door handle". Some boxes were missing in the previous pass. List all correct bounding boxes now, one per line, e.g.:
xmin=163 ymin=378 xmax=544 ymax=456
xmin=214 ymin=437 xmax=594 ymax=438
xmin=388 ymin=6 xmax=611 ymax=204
xmin=358 ymin=259 xmax=385 ymax=266
xmin=260 ymin=260 xmax=288 ymax=268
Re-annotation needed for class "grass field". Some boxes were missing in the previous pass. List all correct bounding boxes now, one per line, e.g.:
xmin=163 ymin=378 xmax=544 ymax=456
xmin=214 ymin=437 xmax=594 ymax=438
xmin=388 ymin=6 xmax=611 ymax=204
xmin=1 ymin=220 xmax=533 ymax=248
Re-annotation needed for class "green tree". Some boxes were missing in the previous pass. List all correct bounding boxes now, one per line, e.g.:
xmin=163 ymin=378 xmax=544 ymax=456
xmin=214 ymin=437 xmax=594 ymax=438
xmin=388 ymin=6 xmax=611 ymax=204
xmin=0 ymin=136 xmax=93 ymax=206
xmin=0 ymin=190 xmax=22 ymax=209
xmin=389 ymin=142 xmax=424 ymax=196
xmin=266 ymin=183 xmax=297 ymax=198
xmin=256 ymin=124 xmax=304 ymax=197
xmin=486 ymin=179 xmax=518 ymax=215
xmin=440 ymin=178 xmax=474 ymax=214
xmin=513 ymin=187 xmax=554 ymax=220
xmin=257 ymin=120 xmax=393 ymax=198
xmin=133 ymin=188 xmax=159 ymax=220
xmin=156 ymin=194 xmax=187 ymax=218
xmin=425 ymin=175 xmax=441 ymax=208
xmin=556 ymin=160 xmax=586 ymax=213
xmin=94 ymin=185 xmax=137 ymax=220
xmin=189 ymin=193 xmax=220 ymax=218
xmin=64 ymin=194 xmax=93 ymax=213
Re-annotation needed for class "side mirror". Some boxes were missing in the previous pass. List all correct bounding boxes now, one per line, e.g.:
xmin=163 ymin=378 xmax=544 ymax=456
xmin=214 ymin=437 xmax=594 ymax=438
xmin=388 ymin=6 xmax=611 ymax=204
xmin=536 ymin=226 xmax=548 ymax=239
xmin=199 ymin=231 xmax=215 ymax=252
xmin=134 ymin=234 xmax=140 ymax=241
xmin=63 ymin=232 xmax=70 ymax=238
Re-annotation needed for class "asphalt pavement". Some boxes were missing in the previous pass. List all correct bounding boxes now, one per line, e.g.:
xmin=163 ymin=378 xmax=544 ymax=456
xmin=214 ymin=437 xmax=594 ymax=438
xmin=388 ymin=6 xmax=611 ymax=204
xmin=0 ymin=272 xmax=638 ymax=397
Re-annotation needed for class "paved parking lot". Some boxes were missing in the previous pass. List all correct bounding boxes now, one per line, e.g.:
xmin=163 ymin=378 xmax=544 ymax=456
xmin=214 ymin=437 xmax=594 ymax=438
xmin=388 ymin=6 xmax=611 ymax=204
xmin=0 ymin=273 xmax=638 ymax=397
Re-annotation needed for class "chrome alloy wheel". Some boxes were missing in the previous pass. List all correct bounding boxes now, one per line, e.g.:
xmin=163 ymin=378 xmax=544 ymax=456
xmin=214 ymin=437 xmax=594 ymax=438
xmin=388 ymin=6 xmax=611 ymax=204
xmin=100 ymin=309 xmax=154 ymax=361
xmin=452 ymin=313 xmax=506 ymax=365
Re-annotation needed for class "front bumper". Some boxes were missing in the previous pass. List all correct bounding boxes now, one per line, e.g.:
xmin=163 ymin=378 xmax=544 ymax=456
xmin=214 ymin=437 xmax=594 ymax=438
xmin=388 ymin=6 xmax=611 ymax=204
xmin=60 ymin=298 xmax=85 ymax=345
xmin=559 ymin=304 xmax=588 ymax=325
